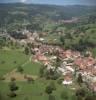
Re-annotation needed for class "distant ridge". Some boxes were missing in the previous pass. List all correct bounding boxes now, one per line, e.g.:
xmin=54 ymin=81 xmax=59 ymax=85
xmin=0 ymin=2 xmax=96 ymax=7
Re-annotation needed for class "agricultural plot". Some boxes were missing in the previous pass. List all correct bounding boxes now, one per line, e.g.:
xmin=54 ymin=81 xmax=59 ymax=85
xmin=23 ymin=61 xmax=41 ymax=76
xmin=0 ymin=49 xmax=29 ymax=76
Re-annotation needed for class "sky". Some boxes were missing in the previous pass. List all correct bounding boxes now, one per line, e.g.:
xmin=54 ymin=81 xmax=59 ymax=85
xmin=0 ymin=0 xmax=96 ymax=5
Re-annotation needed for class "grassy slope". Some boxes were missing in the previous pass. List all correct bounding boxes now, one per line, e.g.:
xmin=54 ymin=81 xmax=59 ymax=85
xmin=23 ymin=61 xmax=41 ymax=76
xmin=0 ymin=49 xmax=29 ymax=76
xmin=0 ymin=79 xmax=75 ymax=100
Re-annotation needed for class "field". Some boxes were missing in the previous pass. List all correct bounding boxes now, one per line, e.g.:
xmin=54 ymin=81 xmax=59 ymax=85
xmin=0 ymin=49 xmax=29 ymax=76
xmin=0 ymin=80 xmax=76 ymax=100
xmin=23 ymin=62 xmax=41 ymax=76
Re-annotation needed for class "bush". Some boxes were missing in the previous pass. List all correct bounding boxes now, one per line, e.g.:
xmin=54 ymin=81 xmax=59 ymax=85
xmin=24 ymin=47 xmax=30 ymax=55
xmin=45 ymin=69 xmax=60 ymax=80
xmin=75 ymin=88 xmax=86 ymax=97
xmin=77 ymin=73 xmax=83 ymax=86
xmin=9 ymin=81 xmax=18 ymax=91
xmin=45 ymin=86 xmax=53 ymax=95
xmin=45 ymin=82 xmax=56 ymax=95
xmin=57 ymin=77 xmax=64 ymax=84
xmin=17 ymin=66 xmax=24 ymax=73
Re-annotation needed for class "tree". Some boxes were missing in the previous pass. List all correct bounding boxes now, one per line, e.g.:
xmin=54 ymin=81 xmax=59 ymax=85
xmin=45 ymin=69 xmax=60 ymax=80
xmin=57 ymin=77 xmax=64 ymax=85
xmin=17 ymin=66 xmax=24 ymax=73
xmin=55 ymin=57 xmax=61 ymax=69
xmin=60 ymin=36 xmax=65 ymax=45
xmin=77 ymin=73 xmax=83 ymax=86
xmin=8 ymin=81 xmax=19 ymax=98
xmin=0 ymin=38 xmax=6 ymax=49
xmin=49 ymin=82 xmax=56 ymax=91
xmin=45 ymin=85 xmax=54 ymax=95
xmin=9 ymin=81 xmax=18 ymax=92
xmin=75 ymin=88 xmax=86 ymax=99
xmin=24 ymin=47 xmax=30 ymax=55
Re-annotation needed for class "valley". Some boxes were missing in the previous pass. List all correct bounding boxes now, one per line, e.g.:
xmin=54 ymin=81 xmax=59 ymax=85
xmin=0 ymin=3 xmax=96 ymax=100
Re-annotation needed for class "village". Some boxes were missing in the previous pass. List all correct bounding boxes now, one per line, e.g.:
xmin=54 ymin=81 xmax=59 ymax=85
xmin=1 ymin=28 xmax=95 ymax=93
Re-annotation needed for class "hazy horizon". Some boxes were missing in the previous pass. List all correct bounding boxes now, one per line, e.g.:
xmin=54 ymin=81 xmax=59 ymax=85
xmin=0 ymin=0 xmax=96 ymax=6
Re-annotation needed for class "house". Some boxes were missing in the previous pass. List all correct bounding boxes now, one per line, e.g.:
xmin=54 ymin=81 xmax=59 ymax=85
xmin=34 ymin=53 xmax=47 ymax=61
xmin=59 ymin=50 xmax=80 ymax=59
xmin=74 ymin=56 xmax=96 ymax=71
xmin=72 ymin=51 xmax=81 ymax=59
xmin=33 ymin=48 xmax=39 ymax=52
xmin=33 ymin=52 xmax=49 ymax=65
xmin=32 ymin=31 xmax=39 ymax=39
xmin=58 ymin=67 xmax=67 ymax=75
xmin=39 ymin=38 xmax=45 ymax=41
xmin=62 ymin=73 xmax=73 ymax=85
xmin=20 ymin=39 xmax=27 ymax=45
xmin=66 ymin=66 xmax=74 ymax=72
xmin=64 ymin=50 xmax=73 ymax=58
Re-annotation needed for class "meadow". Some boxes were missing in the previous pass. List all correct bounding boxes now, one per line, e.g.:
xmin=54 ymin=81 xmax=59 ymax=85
xmin=0 ymin=79 xmax=75 ymax=100
xmin=0 ymin=49 xmax=29 ymax=76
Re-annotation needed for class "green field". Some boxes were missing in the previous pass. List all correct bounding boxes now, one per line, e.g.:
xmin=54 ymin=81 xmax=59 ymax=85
xmin=23 ymin=62 xmax=41 ymax=76
xmin=0 ymin=49 xmax=29 ymax=76
xmin=0 ymin=79 xmax=75 ymax=100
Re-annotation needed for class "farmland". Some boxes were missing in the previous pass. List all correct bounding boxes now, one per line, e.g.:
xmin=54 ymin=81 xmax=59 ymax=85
xmin=0 ymin=49 xmax=29 ymax=76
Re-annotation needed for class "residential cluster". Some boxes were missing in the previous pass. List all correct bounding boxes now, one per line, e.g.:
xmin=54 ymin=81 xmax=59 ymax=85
xmin=31 ymin=41 xmax=96 ymax=91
